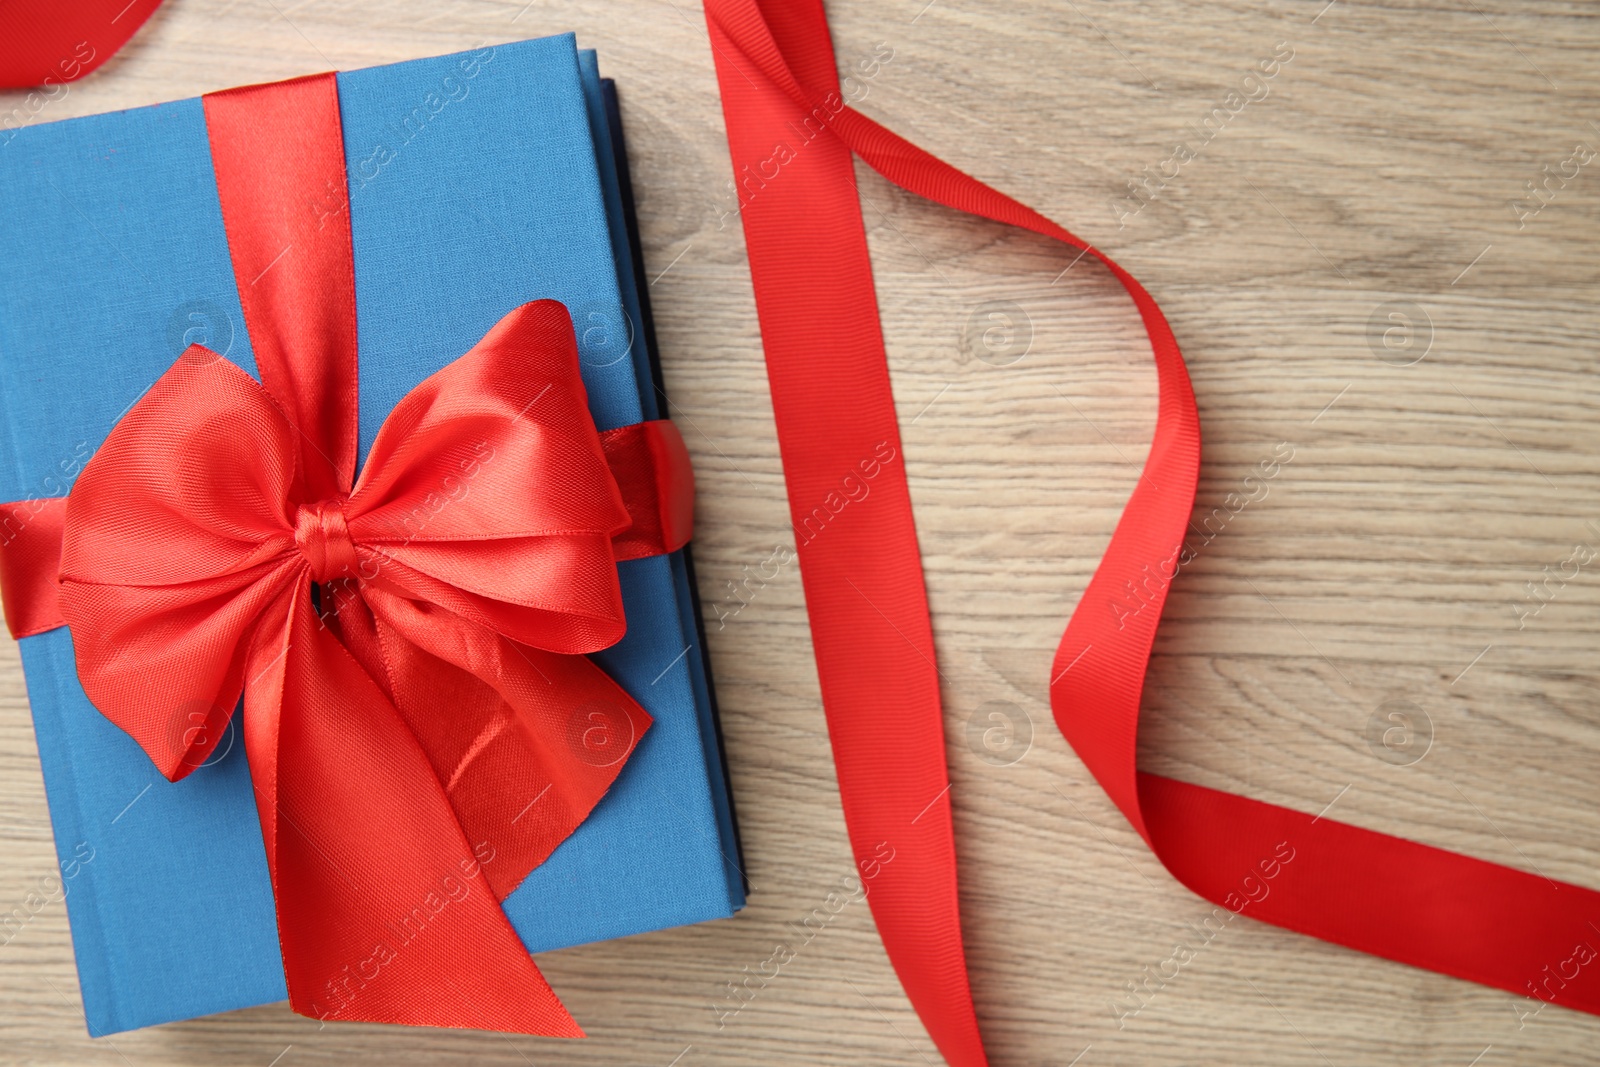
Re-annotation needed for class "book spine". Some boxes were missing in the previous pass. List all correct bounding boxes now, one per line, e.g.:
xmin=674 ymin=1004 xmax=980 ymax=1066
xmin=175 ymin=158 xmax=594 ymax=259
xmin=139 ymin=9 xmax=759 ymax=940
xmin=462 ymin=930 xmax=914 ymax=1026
xmin=602 ymin=76 xmax=746 ymax=906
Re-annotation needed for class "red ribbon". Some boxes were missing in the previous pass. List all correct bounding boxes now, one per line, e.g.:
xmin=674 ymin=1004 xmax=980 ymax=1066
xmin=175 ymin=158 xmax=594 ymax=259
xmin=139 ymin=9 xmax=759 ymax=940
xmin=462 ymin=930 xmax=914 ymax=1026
xmin=0 ymin=71 xmax=697 ymax=1034
xmin=0 ymin=0 xmax=162 ymax=90
xmin=705 ymin=1 xmax=1600 ymax=1063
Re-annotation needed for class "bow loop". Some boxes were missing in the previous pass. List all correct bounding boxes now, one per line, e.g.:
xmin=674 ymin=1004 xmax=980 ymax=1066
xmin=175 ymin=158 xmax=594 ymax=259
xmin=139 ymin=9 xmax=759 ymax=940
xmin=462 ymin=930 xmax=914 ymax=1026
xmin=62 ymin=345 xmax=302 ymax=582
xmin=58 ymin=345 xmax=312 ymax=778
xmin=337 ymin=301 xmax=634 ymax=646
xmin=348 ymin=301 xmax=630 ymax=546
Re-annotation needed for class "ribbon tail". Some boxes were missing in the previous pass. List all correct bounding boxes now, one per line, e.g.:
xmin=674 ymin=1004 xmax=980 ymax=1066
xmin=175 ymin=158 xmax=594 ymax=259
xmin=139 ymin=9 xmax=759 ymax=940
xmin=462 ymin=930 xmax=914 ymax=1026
xmin=245 ymin=585 xmax=582 ymax=1035
xmin=357 ymin=584 xmax=651 ymax=902
xmin=705 ymin=3 xmax=987 ymax=1065
xmin=601 ymin=419 xmax=695 ymax=561
xmin=1140 ymin=773 xmax=1600 ymax=1010
xmin=0 ymin=496 xmax=67 ymax=637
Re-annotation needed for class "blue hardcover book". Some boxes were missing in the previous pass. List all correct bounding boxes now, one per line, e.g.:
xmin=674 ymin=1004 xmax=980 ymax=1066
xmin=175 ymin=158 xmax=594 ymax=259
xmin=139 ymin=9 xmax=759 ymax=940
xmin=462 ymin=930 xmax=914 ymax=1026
xmin=0 ymin=34 xmax=743 ymax=1035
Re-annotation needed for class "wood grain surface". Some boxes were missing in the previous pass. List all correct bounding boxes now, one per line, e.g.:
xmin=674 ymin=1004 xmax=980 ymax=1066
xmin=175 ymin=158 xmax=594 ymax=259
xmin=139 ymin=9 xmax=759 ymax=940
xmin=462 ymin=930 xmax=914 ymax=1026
xmin=3 ymin=0 xmax=1599 ymax=1064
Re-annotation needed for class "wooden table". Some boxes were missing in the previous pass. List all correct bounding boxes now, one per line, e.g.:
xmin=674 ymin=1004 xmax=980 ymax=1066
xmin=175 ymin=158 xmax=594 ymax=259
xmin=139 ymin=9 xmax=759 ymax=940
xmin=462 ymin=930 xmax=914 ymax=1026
xmin=3 ymin=1 xmax=1598 ymax=1063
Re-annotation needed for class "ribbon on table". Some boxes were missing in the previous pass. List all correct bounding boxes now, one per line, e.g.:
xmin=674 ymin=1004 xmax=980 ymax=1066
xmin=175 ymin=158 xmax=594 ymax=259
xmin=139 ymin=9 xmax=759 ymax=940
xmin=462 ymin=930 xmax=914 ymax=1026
xmin=703 ymin=1 xmax=1600 ymax=1063
xmin=0 ymin=0 xmax=163 ymax=89
xmin=0 ymin=71 xmax=697 ymax=1035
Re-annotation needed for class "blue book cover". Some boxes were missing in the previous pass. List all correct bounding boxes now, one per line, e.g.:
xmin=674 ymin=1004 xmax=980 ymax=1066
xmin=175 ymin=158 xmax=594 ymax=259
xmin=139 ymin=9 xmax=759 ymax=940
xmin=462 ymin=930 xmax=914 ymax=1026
xmin=0 ymin=34 xmax=743 ymax=1035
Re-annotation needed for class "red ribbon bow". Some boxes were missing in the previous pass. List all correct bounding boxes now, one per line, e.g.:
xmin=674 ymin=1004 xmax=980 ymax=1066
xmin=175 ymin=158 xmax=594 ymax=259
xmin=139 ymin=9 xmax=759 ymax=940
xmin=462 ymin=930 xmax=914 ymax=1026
xmin=0 ymin=72 xmax=693 ymax=1034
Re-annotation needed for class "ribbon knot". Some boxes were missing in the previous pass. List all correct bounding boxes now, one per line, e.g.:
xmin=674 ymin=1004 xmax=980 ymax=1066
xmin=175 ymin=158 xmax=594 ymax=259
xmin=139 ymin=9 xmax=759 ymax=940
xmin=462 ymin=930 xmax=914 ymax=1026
xmin=294 ymin=499 xmax=356 ymax=583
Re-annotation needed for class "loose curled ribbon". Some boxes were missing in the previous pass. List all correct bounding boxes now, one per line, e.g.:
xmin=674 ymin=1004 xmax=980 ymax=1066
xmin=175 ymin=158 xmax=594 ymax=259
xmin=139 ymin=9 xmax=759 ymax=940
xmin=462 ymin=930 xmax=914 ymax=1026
xmin=0 ymin=73 xmax=695 ymax=1034
xmin=705 ymin=1 xmax=1600 ymax=1063
xmin=0 ymin=0 xmax=163 ymax=89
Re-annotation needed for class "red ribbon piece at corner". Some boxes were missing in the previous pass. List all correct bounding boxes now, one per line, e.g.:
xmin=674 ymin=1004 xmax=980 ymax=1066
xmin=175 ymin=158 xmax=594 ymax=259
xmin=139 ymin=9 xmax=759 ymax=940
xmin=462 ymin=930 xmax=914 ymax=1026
xmin=704 ymin=1 xmax=1600 ymax=1064
xmin=0 ymin=71 xmax=698 ymax=1035
xmin=0 ymin=0 xmax=163 ymax=89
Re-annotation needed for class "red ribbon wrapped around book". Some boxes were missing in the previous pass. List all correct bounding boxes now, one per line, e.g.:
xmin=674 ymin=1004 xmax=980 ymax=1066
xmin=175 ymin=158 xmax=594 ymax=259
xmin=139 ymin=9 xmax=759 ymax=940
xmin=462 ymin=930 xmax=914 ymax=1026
xmin=0 ymin=71 xmax=695 ymax=1035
